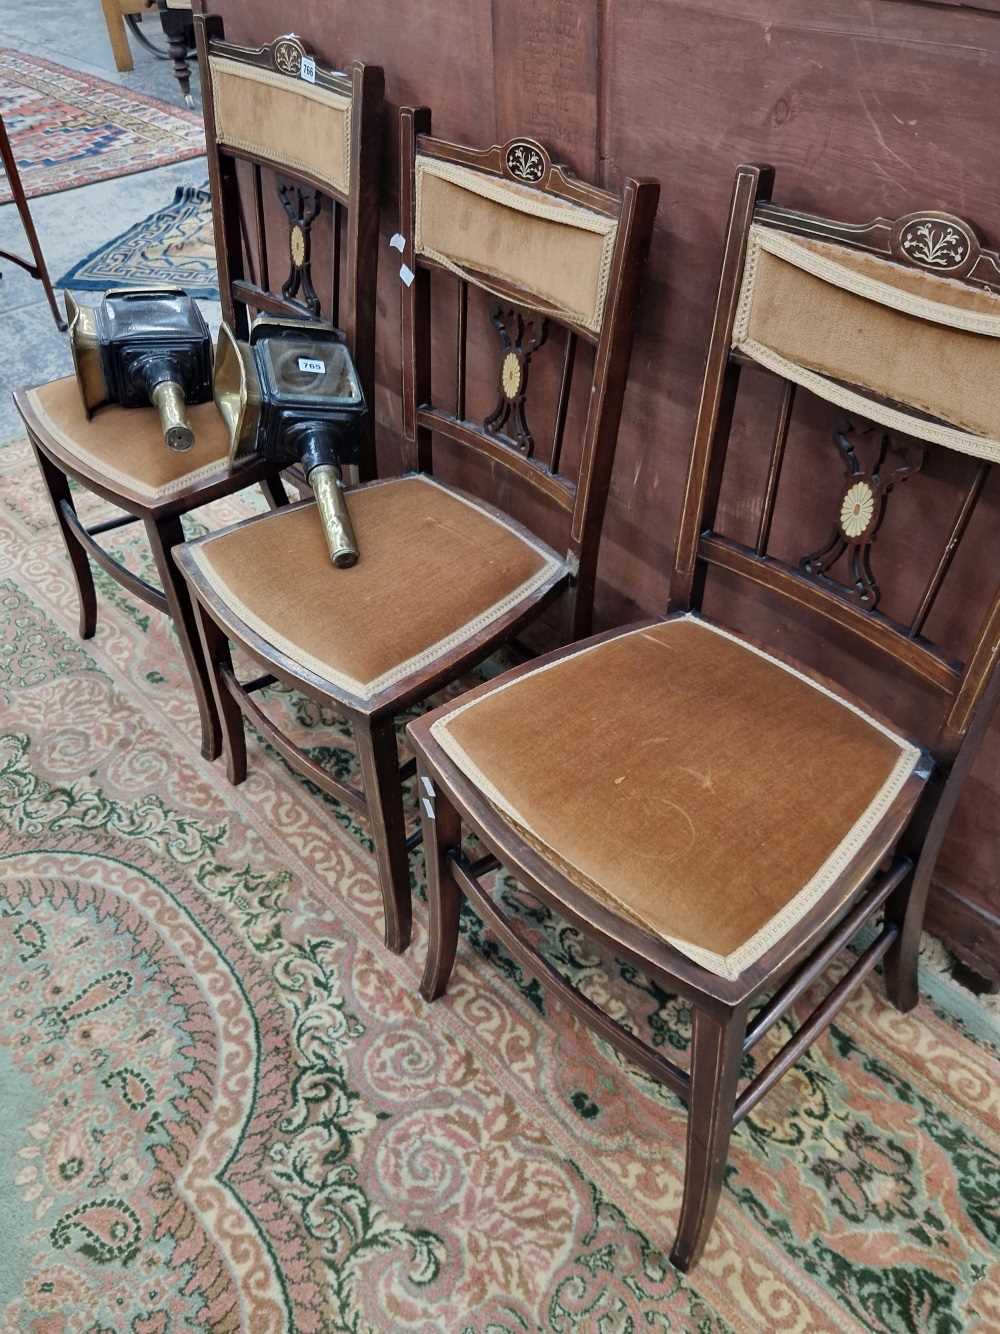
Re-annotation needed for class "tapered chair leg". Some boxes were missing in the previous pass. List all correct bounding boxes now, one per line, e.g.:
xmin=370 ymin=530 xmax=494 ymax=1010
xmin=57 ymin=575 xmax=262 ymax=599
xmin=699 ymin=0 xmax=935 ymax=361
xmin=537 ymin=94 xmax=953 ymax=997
xmin=419 ymin=770 xmax=463 ymax=1001
xmin=356 ymin=717 xmax=412 ymax=954
xmin=189 ymin=597 xmax=248 ymax=785
xmin=147 ymin=515 xmax=222 ymax=761
xmin=670 ymin=1004 xmax=747 ymax=1273
xmin=30 ymin=443 xmax=97 ymax=640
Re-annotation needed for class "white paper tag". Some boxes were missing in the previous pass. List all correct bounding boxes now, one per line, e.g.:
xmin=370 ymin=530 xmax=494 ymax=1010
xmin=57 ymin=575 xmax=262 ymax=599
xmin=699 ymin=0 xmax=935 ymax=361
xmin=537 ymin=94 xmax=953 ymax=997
xmin=297 ymin=357 xmax=326 ymax=374
xmin=421 ymin=796 xmax=436 ymax=821
xmin=300 ymin=55 xmax=316 ymax=84
xmin=399 ymin=263 xmax=415 ymax=287
xmin=389 ymin=233 xmax=406 ymax=253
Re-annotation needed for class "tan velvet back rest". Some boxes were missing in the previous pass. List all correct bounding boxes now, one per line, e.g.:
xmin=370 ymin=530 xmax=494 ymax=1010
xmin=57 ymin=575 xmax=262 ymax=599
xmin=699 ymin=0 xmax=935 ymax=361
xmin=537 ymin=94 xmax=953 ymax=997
xmin=208 ymin=52 xmax=352 ymax=197
xmin=400 ymin=111 xmax=659 ymax=636
xmin=414 ymin=154 xmax=619 ymax=336
xmin=193 ymin=12 xmax=384 ymax=479
xmin=733 ymin=222 xmax=1000 ymax=464
xmin=672 ymin=165 xmax=1000 ymax=756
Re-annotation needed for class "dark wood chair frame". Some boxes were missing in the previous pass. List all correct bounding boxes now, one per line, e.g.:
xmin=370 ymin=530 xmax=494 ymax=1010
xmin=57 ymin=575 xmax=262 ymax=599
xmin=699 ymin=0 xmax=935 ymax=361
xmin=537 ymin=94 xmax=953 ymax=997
xmin=410 ymin=164 xmax=1000 ymax=1272
xmin=177 ymin=107 xmax=659 ymax=956
xmin=14 ymin=17 xmax=384 ymax=762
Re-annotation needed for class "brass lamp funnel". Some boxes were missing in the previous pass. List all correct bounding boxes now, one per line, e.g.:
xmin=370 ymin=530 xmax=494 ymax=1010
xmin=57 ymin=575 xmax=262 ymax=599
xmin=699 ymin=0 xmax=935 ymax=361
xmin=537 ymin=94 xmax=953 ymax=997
xmin=65 ymin=287 xmax=213 ymax=452
xmin=214 ymin=317 xmax=367 ymax=569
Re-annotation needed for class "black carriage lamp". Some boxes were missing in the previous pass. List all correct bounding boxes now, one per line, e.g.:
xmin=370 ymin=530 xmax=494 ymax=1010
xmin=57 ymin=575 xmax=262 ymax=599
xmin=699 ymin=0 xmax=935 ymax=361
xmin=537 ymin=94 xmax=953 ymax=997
xmin=213 ymin=317 xmax=366 ymax=568
xmin=65 ymin=287 xmax=213 ymax=453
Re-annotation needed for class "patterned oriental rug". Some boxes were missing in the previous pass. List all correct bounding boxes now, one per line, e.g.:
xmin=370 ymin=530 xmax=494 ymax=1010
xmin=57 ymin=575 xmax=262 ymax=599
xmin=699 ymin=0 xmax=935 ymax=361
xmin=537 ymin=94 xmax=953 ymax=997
xmin=0 ymin=50 xmax=204 ymax=205
xmin=0 ymin=430 xmax=998 ymax=1332
xmin=56 ymin=184 xmax=219 ymax=300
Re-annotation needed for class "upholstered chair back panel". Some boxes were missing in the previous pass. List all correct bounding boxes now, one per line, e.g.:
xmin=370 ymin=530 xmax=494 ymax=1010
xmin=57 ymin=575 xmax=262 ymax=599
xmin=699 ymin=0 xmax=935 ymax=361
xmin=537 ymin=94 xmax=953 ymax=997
xmin=733 ymin=224 xmax=1000 ymax=462
xmin=209 ymin=56 xmax=351 ymax=195
xmin=414 ymin=156 xmax=619 ymax=334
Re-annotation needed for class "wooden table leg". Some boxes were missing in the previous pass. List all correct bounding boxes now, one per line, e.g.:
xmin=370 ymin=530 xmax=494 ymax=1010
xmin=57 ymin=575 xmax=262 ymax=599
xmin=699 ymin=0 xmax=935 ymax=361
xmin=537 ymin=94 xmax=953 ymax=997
xmin=101 ymin=0 xmax=135 ymax=72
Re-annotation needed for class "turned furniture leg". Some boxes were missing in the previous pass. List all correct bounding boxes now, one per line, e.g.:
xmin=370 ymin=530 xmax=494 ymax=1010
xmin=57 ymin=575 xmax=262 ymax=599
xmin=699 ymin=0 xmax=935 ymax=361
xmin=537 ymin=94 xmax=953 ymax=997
xmin=671 ymin=1004 xmax=747 ymax=1272
xmin=356 ymin=716 xmax=412 ymax=954
xmin=30 ymin=443 xmax=97 ymax=640
xmin=148 ymin=515 xmax=221 ymax=761
xmin=419 ymin=770 xmax=463 ymax=1001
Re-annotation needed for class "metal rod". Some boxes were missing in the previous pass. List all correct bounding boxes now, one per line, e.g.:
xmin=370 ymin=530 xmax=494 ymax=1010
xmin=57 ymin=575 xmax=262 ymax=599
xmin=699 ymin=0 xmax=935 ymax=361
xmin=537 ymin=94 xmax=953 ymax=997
xmin=733 ymin=926 xmax=897 ymax=1125
xmin=550 ymin=331 xmax=577 ymax=475
xmin=456 ymin=279 xmax=468 ymax=421
xmin=743 ymin=857 xmax=911 ymax=1053
xmin=755 ymin=381 xmax=796 ymax=556
xmin=909 ymin=460 xmax=989 ymax=639
xmin=398 ymin=756 xmax=418 ymax=782
xmin=405 ymin=828 xmax=423 ymax=852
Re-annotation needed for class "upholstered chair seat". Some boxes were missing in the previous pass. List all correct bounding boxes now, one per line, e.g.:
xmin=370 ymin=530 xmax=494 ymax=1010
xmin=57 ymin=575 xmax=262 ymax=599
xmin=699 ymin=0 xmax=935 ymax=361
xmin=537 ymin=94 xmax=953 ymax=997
xmin=182 ymin=474 xmax=566 ymax=708
xmin=25 ymin=378 xmax=232 ymax=507
xmin=425 ymin=614 xmax=925 ymax=981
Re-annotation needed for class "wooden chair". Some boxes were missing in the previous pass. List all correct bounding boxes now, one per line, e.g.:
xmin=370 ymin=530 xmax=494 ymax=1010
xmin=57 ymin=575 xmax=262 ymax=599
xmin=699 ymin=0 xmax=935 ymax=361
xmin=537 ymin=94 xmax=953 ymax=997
xmin=174 ymin=109 xmax=659 ymax=954
xmin=408 ymin=165 xmax=1000 ymax=1272
xmin=14 ymin=21 xmax=383 ymax=761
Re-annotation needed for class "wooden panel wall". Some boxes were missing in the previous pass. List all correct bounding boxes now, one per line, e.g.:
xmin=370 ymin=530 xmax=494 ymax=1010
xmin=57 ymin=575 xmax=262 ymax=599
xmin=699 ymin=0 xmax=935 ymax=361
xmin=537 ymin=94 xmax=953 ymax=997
xmin=211 ymin=0 xmax=1000 ymax=982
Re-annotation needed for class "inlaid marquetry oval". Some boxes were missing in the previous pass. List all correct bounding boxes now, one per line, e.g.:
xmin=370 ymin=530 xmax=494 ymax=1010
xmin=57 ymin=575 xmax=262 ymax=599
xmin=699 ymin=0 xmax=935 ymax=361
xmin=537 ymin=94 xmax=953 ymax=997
xmin=504 ymin=141 xmax=546 ymax=183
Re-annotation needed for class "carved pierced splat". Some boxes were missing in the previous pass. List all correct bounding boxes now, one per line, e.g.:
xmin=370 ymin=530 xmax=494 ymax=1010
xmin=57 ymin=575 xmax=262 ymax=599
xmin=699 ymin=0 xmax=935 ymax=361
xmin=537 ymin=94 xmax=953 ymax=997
xmin=800 ymin=420 xmax=923 ymax=610
xmin=278 ymin=184 xmax=322 ymax=316
xmin=483 ymin=304 xmax=548 ymax=454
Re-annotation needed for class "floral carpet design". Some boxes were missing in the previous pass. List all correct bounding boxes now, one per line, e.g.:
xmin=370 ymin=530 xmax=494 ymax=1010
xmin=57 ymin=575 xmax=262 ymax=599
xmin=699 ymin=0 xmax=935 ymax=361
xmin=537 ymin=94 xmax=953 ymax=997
xmin=0 ymin=431 xmax=998 ymax=1332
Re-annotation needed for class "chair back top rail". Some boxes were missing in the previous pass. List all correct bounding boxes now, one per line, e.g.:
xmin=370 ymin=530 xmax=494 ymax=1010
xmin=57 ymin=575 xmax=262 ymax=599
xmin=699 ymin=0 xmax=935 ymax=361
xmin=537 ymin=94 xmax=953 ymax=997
xmin=671 ymin=163 xmax=1000 ymax=760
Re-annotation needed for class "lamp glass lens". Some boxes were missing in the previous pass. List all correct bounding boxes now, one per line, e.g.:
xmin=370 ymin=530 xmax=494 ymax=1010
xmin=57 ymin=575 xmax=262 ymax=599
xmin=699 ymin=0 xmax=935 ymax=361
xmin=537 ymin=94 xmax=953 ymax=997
xmin=259 ymin=338 xmax=362 ymax=407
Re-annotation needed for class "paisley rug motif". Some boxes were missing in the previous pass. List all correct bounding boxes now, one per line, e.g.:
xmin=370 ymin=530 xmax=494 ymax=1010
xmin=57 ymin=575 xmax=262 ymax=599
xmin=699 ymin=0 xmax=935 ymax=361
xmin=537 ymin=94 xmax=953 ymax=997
xmin=55 ymin=185 xmax=218 ymax=300
xmin=0 ymin=431 xmax=998 ymax=1332
xmin=0 ymin=50 xmax=204 ymax=205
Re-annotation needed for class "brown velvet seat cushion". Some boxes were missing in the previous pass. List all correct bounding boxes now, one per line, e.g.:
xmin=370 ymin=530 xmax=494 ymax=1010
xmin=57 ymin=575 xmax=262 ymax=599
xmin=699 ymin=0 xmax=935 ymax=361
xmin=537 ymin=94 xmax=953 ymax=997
xmin=27 ymin=377 xmax=231 ymax=504
xmin=187 ymin=475 xmax=564 ymax=702
xmin=430 ymin=616 xmax=922 ymax=980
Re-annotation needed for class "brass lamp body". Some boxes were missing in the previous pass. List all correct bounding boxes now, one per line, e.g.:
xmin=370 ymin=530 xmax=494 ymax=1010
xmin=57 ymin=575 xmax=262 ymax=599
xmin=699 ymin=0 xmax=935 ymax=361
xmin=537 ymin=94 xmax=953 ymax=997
xmin=66 ymin=287 xmax=213 ymax=452
xmin=214 ymin=318 xmax=367 ymax=568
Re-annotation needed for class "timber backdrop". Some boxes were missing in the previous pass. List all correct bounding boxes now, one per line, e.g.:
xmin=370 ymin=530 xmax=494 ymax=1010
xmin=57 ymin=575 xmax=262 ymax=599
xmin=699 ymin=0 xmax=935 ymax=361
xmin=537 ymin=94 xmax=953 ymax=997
xmin=209 ymin=0 xmax=1000 ymax=983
